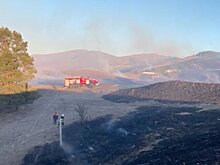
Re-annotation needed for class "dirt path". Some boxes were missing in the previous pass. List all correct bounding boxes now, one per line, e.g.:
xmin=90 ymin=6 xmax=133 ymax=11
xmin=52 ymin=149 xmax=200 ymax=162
xmin=0 ymin=89 xmax=145 ymax=165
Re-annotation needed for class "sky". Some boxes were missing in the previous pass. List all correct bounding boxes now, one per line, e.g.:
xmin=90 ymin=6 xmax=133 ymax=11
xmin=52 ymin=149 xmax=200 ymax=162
xmin=0 ymin=0 xmax=220 ymax=57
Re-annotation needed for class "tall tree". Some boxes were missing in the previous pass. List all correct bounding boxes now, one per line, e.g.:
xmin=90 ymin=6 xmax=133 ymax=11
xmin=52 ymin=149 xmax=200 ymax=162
xmin=0 ymin=27 xmax=36 ymax=94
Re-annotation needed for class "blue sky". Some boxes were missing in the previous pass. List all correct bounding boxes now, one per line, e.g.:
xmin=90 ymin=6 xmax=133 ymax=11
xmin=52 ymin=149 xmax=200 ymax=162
xmin=0 ymin=0 xmax=220 ymax=57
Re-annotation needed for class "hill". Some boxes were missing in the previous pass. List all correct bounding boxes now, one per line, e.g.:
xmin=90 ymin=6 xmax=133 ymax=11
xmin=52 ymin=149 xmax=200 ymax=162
xmin=32 ymin=50 xmax=220 ymax=86
xmin=103 ymin=80 xmax=220 ymax=104
xmin=144 ymin=51 xmax=220 ymax=83
xmin=32 ymin=49 xmax=178 ymax=85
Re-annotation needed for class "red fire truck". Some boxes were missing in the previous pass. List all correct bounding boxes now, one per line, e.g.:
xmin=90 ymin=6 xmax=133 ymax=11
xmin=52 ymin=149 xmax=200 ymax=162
xmin=64 ymin=76 xmax=99 ymax=88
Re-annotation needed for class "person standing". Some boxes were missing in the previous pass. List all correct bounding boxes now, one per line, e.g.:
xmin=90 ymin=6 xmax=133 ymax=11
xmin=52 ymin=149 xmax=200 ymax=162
xmin=52 ymin=112 xmax=59 ymax=124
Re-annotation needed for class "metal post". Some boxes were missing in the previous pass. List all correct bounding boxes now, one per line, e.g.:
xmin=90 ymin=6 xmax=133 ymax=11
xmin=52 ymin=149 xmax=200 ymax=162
xmin=59 ymin=118 xmax=63 ymax=146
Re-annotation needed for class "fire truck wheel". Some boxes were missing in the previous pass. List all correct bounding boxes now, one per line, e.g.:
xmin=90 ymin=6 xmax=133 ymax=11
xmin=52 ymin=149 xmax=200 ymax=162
xmin=88 ymin=84 xmax=94 ymax=88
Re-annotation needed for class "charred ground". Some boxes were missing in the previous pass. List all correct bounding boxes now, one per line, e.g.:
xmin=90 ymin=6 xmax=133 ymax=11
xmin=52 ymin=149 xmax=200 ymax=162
xmin=103 ymin=80 xmax=220 ymax=104
xmin=1 ymin=84 xmax=220 ymax=165
xmin=0 ymin=88 xmax=142 ymax=165
xmin=22 ymin=105 xmax=220 ymax=165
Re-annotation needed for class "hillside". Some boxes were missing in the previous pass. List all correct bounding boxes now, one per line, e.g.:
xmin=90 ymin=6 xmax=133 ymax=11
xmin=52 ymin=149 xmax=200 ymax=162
xmin=103 ymin=80 xmax=220 ymax=104
xmin=32 ymin=50 xmax=178 ymax=85
xmin=32 ymin=50 xmax=220 ymax=86
xmin=144 ymin=51 xmax=220 ymax=82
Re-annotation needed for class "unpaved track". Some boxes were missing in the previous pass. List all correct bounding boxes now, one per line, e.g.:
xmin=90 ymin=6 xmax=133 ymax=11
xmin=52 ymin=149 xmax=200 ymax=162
xmin=0 ymin=89 xmax=145 ymax=165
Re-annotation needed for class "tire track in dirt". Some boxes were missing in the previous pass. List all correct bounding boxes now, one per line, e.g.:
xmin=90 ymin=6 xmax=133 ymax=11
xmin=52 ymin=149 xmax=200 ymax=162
xmin=0 ymin=90 xmax=63 ymax=165
xmin=25 ymin=91 xmax=59 ymax=136
xmin=11 ymin=91 xmax=61 ymax=149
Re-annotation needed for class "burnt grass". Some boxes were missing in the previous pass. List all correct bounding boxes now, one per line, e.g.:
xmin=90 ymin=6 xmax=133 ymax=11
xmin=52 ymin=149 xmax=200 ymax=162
xmin=102 ymin=94 xmax=200 ymax=104
xmin=21 ymin=105 xmax=220 ymax=165
xmin=102 ymin=81 xmax=220 ymax=104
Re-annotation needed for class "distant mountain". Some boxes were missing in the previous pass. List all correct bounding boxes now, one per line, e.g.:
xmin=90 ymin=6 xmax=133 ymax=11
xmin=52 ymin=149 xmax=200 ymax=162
xmin=32 ymin=50 xmax=220 ymax=86
xmin=103 ymin=80 xmax=220 ymax=104
xmin=32 ymin=50 xmax=116 ymax=84
xmin=33 ymin=49 xmax=114 ymax=74
xmin=140 ymin=51 xmax=220 ymax=83
xmin=32 ymin=49 xmax=177 ymax=85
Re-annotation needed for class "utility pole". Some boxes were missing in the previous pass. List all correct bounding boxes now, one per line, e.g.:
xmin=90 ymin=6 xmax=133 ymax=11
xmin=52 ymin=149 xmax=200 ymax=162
xmin=59 ymin=118 xmax=63 ymax=146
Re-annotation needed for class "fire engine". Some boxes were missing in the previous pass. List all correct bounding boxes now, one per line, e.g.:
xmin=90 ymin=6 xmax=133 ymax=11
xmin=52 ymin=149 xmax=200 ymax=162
xmin=64 ymin=76 xmax=99 ymax=88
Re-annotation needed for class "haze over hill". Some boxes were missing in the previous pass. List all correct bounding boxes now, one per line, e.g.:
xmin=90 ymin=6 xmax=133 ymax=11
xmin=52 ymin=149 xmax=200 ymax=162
xmin=32 ymin=50 xmax=220 ymax=86
xmin=150 ymin=51 xmax=220 ymax=82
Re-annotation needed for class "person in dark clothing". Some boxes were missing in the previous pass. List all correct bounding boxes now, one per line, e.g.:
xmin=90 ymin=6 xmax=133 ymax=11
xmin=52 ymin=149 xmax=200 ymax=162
xmin=52 ymin=112 xmax=59 ymax=124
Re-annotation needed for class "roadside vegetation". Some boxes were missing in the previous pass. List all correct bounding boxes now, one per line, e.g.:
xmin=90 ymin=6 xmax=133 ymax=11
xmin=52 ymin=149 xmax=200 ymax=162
xmin=0 ymin=91 xmax=39 ymax=113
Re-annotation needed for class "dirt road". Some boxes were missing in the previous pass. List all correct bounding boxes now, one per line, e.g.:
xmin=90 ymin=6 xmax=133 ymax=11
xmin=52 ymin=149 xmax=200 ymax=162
xmin=0 ymin=89 xmax=146 ymax=165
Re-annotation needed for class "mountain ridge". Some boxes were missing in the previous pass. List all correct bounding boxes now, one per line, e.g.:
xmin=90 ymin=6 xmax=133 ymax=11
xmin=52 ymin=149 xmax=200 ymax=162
xmin=32 ymin=49 xmax=220 ymax=85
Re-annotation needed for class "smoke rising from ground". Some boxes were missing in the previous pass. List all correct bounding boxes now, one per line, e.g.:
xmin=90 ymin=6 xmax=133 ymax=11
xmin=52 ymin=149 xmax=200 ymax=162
xmin=83 ymin=19 xmax=194 ymax=57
